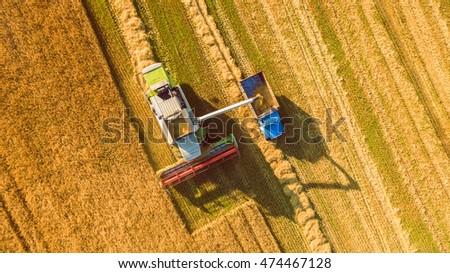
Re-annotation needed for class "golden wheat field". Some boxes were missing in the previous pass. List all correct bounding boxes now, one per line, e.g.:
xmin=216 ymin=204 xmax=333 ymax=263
xmin=1 ymin=0 xmax=449 ymax=253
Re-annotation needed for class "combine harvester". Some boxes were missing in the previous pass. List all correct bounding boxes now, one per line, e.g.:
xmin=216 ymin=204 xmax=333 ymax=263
xmin=142 ymin=63 xmax=283 ymax=190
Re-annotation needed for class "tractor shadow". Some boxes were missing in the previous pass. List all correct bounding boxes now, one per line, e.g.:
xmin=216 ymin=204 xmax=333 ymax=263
xmin=169 ymin=84 xmax=296 ymax=227
xmin=275 ymin=95 xmax=359 ymax=191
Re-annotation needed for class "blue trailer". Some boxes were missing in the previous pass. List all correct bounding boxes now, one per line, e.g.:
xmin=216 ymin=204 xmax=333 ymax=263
xmin=239 ymin=72 xmax=284 ymax=140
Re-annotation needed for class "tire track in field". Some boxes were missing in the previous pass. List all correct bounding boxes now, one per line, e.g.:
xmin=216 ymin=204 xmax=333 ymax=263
xmin=285 ymin=0 xmax=412 ymax=251
xmin=193 ymin=201 xmax=281 ymax=252
xmin=243 ymin=0 xmax=410 ymax=252
xmin=242 ymin=0 xmax=376 ymax=251
xmin=401 ymin=0 xmax=450 ymax=126
xmin=363 ymin=0 xmax=450 ymax=199
xmin=326 ymin=0 xmax=443 ymax=250
xmin=372 ymin=0 xmax=449 ymax=194
xmin=0 ymin=157 xmax=49 ymax=252
xmin=367 ymin=0 xmax=450 ymax=246
xmin=421 ymin=0 xmax=450 ymax=51
xmin=402 ymin=0 xmax=450 ymax=98
xmin=375 ymin=0 xmax=450 ymax=158
xmin=368 ymin=0 xmax=450 ymax=198
xmin=303 ymin=0 xmax=439 ymax=251
xmin=243 ymin=202 xmax=282 ymax=252
xmin=322 ymin=0 xmax=448 ymax=251
xmin=213 ymin=3 xmax=254 ymax=76
xmin=215 ymin=2 xmax=409 ymax=251
xmin=0 ymin=195 xmax=30 ymax=252
xmin=370 ymin=0 xmax=450 ymax=249
xmin=219 ymin=0 xmax=380 ymax=251
xmin=261 ymin=0 xmax=383 ymax=251
xmin=182 ymin=0 xmax=331 ymax=252
xmin=232 ymin=0 xmax=380 ymax=251
xmin=0 ymin=205 xmax=25 ymax=252
xmin=225 ymin=206 xmax=267 ymax=252
xmin=419 ymin=0 xmax=450 ymax=59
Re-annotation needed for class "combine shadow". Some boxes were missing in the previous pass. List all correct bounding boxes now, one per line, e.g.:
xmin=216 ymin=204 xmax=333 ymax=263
xmin=170 ymin=84 xmax=295 ymax=223
xmin=172 ymin=84 xmax=238 ymax=209
xmin=276 ymin=95 xmax=359 ymax=191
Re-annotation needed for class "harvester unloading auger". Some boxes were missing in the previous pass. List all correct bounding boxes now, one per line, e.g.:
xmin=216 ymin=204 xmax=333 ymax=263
xmin=142 ymin=63 xmax=284 ymax=190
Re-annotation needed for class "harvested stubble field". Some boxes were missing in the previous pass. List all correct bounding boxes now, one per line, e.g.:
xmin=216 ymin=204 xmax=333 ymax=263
xmin=1 ymin=0 xmax=448 ymax=252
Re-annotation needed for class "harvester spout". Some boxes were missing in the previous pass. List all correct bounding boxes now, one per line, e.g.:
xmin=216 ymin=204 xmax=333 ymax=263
xmin=196 ymin=97 xmax=256 ymax=123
